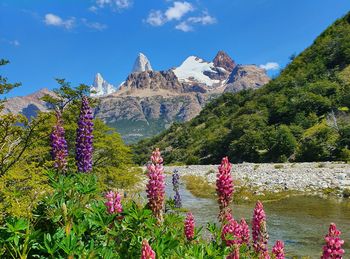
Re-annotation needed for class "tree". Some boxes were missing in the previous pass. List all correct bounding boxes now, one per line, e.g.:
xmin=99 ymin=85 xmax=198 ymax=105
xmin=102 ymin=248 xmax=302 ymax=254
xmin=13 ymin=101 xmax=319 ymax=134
xmin=266 ymin=125 xmax=297 ymax=162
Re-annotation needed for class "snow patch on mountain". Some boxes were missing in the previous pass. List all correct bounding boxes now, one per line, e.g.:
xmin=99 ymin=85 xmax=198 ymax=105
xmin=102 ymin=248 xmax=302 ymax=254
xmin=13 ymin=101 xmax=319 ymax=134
xmin=90 ymin=73 xmax=117 ymax=97
xmin=173 ymin=56 xmax=220 ymax=86
xmin=132 ymin=53 xmax=153 ymax=73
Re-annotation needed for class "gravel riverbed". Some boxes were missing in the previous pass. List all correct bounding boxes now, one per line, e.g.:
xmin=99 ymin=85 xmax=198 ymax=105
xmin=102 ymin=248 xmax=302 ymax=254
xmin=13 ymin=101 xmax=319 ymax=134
xmin=163 ymin=162 xmax=350 ymax=194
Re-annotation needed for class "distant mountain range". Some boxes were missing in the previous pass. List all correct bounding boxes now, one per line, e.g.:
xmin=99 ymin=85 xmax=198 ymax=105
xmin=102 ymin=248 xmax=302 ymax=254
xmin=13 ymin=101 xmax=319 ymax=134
xmin=3 ymin=51 xmax=270 ymax=143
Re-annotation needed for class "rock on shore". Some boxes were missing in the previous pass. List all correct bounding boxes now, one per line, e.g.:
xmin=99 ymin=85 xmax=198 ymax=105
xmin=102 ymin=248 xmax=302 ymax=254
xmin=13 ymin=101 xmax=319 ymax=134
xmin=164 ymin=162 xmax=350 ymax=194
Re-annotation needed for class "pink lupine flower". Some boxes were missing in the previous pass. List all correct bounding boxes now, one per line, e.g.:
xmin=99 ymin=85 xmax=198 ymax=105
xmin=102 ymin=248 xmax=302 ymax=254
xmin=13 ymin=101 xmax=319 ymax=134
xmin=226 ymin=246 xmax=240 ymax=259
xmin=146 ymin=148 xmax=165 ymax=223
xmin=252 ymin=201 xmax=269 ymax=256
xmin=321 ymin=223 xmax=345 ymax=259
xmin=105 ymin=191 xmax=123 ymax=214
xmin=184 ymin=212 xmax=195 ymax=241
xmin=216 ymin=157 xmax=234 ymax=221
xmin=222 ymin=218 xmax=243 ymax=246
xmin=240 ymin=218 xmax=250 ymax=244
xmin=150 ymin=148 xmax=163 ymax=164
xmin=272 ymin=240 xmax=285 ymax=259
xmin=260 ymin=251 xmax=271 ymax=259
xmin=141 ymin=239 xmax=156 ymax=259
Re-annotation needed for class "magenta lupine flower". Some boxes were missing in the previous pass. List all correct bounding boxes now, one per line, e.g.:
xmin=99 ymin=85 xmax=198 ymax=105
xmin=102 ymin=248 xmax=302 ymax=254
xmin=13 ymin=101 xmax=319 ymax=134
xmin=226 ymin=246 xmax=240 ymax=259
xmin=240 ymin=218 xmax=250 ymax=244
xmin=252 ymin=201 xmax=269 ymax=256
xmin=141 ymin=239 xmax=156 ymax=259
xmin=50 ymin=110 xmax=68 ymax=171
xmin=222 ymin=219 xmax=243 ymax=246
xmin=76 ymin=96 xmax=94 ymax=173
xmin=216 ymin=157 xmax=234 ymax=221
xmin=105 ymin=191 xmax=123 ymax=214
xmin=272 ymin=240 xmax=285 ymax=259
xmin=184 ymin=212 xmax=195 ymax=241
xmin=146 ymin=148 xmax=165 ymax=223
xmin=321 ymin=223 xmax=345 ymax=259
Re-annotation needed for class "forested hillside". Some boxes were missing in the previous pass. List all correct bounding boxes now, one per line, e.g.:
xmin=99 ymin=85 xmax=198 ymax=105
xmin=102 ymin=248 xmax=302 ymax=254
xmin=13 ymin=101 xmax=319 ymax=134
xmin=133 ymin=12 xmax=350 ymax=165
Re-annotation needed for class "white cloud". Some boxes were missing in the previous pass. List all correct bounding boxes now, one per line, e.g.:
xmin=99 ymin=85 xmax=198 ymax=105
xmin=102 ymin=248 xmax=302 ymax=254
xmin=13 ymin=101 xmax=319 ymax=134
xmin=145 ymin=2 xmax=216 ymax=32
xmin=146 ymin=10 xmax=166 ymax=26
xmin=44 ymin=13 xmax=75 ymax=29
xmin=91 ymin=0 xmax=132 ymax=11
xmin=146 ymin=1 xmax=193 ymax=26
xmin=81 ymin=18 xmax=107 ymax=31
xmin=175 ymin=21 xmax=193 ymax=32
xmin=188 ymin=14 xmax=216 ymax=25
xmin=175 ymin=13 xmax=216 ymax=32
xmin=259 ymin=62 xmax=280 ymax=71
xmin=165 ymin=1 xmax=194 ymax=21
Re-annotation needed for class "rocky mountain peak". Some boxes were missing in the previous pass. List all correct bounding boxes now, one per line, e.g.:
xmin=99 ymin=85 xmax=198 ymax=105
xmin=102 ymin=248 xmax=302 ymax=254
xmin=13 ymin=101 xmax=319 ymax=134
xmin=119 ymin=70 xmax=184 ymax=95
xmin=213 ymin=50 xmax=236 ymax=72
xmin=132 ymin=53 xmax=153 ymax=73
xmin=90 ymin=73 xmax=116 ymax=97
xmin=224 ymin=65 xmax=270 ymax=93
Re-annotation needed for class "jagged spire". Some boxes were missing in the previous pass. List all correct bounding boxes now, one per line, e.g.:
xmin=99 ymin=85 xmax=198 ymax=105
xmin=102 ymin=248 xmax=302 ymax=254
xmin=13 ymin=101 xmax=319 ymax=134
xmin=213 ymin=50 xmax=236 ymax=72
xmin=132 ymin=53 xmax=153 ymax=72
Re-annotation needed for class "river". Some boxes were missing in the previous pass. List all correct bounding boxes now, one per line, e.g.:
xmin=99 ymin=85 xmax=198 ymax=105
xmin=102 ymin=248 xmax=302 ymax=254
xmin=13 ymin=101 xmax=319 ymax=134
xmin=165 ymin=175 xmax=350 ymax=258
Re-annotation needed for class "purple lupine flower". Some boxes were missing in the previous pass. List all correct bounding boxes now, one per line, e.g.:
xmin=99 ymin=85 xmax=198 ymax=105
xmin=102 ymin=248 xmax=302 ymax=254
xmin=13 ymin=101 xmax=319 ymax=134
xmin=321 ymin=223 xmax=345 ymax=259
xmin=272 ymin=240 xmax=285 ymax=259
xmin=172 ymin=169 xmax=182 ymax=208
xmin=252 ymin=201 xmax=269 ymax=257
xmin=146 ymin=148 xmax=165 ymax=223
xmin=216 ymin=157 xmax=234 ymax=221
xmin=105 ymin=191 xmax=123 ymax=214
xmin=75 ymin=96 xmax=94 ymax=173
xmin=50 ymin=110 xmax=68 ymax=171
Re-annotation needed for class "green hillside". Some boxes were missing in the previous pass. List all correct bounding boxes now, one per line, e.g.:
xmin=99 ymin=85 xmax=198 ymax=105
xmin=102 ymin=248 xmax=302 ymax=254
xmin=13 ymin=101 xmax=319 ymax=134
xmin=133 ymin=12 xmax=350 ymax=165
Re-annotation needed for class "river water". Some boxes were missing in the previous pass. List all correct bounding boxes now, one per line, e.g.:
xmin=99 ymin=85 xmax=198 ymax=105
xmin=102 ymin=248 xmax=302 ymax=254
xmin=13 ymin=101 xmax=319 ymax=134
xmin=165 ymin=176 xmax=350 ymax=258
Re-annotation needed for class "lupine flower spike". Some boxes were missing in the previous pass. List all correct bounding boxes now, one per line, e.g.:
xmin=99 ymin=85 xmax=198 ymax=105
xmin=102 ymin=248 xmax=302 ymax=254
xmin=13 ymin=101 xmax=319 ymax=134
xmin=105 ymin=191 xmax=123 ymax=214
xmin=321 ymin=223 xmax=345 ymax=259
xmin=50 ymin=110 xmax=68 ymax=171
xmin=184 ymin=212 xmax=195 ymax=241
xmin=216 ymin=157 xmax=234 ymax=221
xmin=146 ymin=148 xmax=165 ymax=223
xmin=172 ymin=169 xmax=182 ymax=208
xmin=252 ymin=201 xmax=269 ymax=257
xmin=222 ymin=219 xmax=243 ymax=246
xmin=226 ymin=246 xmax=240 ymax=259
xmin=272 ymin=240 xmax=285 ymax=259
xmin=141 ymin=239 xmax=156 ymax=259
xmin=76 ymin=96 xmax=94 ymax=173
xmin=240 ymin=218 xmax=250 ymax=244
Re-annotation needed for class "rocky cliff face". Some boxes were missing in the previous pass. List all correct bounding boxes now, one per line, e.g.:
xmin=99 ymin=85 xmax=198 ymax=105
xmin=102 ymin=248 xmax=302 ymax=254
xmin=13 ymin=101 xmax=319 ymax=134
xmin=224 ymin=65 xmax=270 ymax=93
xmin=2 ymin=88 xmax=53 ymax=118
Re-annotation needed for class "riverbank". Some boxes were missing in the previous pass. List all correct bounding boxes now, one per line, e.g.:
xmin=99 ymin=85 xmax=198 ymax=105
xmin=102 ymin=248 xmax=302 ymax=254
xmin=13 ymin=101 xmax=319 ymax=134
xmin=163 ymin=162 xmax=350 ymax=199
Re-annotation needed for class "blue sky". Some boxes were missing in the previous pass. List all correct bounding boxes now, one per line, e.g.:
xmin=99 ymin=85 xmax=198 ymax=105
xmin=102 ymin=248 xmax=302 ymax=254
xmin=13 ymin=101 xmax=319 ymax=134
xmin=1 ymin=0 xmax=350 ymax=97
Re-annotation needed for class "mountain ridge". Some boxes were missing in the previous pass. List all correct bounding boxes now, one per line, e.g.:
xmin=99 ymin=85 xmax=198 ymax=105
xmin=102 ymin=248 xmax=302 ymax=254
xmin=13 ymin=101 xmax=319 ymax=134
xmin=3 ymin=50 xmax=270 ymax=143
